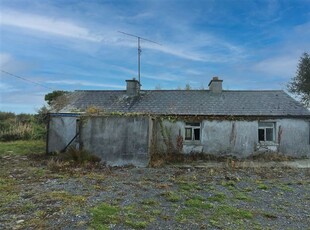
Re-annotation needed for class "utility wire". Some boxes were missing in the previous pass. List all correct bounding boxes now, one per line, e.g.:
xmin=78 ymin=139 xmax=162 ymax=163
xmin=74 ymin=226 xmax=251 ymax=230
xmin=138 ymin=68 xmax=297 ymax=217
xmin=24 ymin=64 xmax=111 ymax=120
xmin=1 ymin=69 xmax=54 ymax=90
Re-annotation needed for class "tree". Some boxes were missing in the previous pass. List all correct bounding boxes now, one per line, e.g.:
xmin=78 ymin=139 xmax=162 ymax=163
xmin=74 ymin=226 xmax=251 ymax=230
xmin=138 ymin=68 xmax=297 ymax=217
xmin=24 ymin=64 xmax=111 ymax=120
xmin=288 ymin=52 xmax=310 ymax=107
xmin=44 ymin=90 xmax=68 ymax=106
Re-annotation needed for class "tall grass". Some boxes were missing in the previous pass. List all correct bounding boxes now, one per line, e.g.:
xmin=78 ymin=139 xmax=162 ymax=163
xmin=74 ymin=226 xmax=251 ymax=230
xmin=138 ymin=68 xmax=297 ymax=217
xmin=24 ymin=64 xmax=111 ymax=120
xmin=0 ymin=111 xmax=46 ymax=141
xmin=0 ymin=140 xmax=45 ymax=155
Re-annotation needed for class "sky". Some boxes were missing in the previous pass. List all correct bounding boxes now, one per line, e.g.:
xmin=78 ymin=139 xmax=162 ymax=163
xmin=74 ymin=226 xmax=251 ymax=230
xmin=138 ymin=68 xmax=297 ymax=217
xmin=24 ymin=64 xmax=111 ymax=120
xmin=1 ymin=0 xmax=310 ymax=114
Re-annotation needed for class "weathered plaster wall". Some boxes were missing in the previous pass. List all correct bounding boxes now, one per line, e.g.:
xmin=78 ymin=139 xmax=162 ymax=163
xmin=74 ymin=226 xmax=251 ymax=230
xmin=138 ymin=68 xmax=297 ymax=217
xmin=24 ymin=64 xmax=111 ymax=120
xmin=156 ymin=118 xmax=310 ymax=157
xmin=48 ymin=116 xmax=77 ymax=153
xmin=48 ymin=115 xmax=309 ymax=165
xmin=80 ymin=116 xmax=151 ymax=167
xmin=277 ymin=119 xmax=310 ymax=157
xmin=201 ymin=121 xmax=257 ymax=157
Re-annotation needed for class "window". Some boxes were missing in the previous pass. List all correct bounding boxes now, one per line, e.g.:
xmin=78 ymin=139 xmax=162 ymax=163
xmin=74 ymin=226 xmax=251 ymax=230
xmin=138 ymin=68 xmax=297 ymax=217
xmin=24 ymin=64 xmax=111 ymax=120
xmin=258 ymin=122 xmax=275 ymax=142
xmin=185 ymin=122 xmax=201 ymax=141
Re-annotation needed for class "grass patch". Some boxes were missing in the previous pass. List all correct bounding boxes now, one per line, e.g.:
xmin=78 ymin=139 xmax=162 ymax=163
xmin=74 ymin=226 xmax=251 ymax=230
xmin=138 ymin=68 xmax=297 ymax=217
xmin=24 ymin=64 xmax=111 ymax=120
xmin=262 ymin=212 xmax=278 ymax=219
xmin=207 ymin=192 xmax=226 ymax=202
xmin=176 ymin=207 xmax=203 ymax=223
xmin=233 ymin=191 xmax=253 ymax=201
xmin=141 ymin=198 xmax=159 ymax=206
xmin=47 ymin=191 xmax=86 ymax=204
xmin=177 ymin=181 xmax=202 ymax=191
xmin=0 ymin=140 xmax=45 ymax=155
xmin=258 ymin=183 xmax=268 ymax=190
xmin=162 ymin=191 xmax=181 ymax=202
xmin=185 ymin=197 xmax=213 ymax=209
xmin=125 ymin=220 xmax=148 ymax=229
xmin=91 ymin=202 xmax=157 ymax=229
xmin=0 ymin=177 xmax=19 ymax=209
xmin=91 ymin=203 xmax=121 ymax=229
xmin=218 ymin=205 xmax=253 ymax=219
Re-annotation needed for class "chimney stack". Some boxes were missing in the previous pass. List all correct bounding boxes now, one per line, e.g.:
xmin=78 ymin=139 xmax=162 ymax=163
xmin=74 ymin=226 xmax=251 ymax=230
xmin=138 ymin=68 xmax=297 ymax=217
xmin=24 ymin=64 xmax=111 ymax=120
xmin=208 ymin=76 xmax=223 ymax=93
xmin=126 ymin=78 xmax=140 ymax=96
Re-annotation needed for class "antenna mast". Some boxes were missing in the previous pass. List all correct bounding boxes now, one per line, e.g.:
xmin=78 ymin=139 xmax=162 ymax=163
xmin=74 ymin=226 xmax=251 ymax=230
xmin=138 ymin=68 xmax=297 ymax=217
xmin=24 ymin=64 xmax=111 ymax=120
xmin=118 ymin=31 xmax=160 ymax=85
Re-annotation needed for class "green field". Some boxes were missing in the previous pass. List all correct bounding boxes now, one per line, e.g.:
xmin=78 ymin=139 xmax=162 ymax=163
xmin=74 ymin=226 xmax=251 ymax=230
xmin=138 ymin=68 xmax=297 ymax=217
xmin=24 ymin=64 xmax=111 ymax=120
xmin=0 ymin=140 xmax=45 ymax=155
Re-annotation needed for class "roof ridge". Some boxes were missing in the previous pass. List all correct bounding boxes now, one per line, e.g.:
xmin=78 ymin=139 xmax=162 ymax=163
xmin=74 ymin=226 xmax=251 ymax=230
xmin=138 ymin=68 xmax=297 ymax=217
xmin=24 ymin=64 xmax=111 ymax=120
xmin=74 ymin=89 xmax=284 ymax=92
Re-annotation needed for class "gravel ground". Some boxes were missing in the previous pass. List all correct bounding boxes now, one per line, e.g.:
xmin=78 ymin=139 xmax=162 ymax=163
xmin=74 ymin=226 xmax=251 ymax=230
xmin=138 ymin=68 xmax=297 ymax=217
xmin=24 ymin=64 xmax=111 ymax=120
xmin=0 ymin=154 xmax=310 ymax=230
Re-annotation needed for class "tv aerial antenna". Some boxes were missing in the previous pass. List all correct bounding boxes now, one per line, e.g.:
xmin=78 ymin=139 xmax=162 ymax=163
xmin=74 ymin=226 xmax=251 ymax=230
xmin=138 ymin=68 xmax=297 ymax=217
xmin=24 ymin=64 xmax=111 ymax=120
xmin=118 ymin=31 xmax=161 ymax=85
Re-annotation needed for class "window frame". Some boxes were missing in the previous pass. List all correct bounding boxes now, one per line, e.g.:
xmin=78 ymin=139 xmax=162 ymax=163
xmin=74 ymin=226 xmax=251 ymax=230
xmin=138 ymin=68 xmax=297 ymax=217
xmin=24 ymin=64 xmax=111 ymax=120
xmin=258 ymin=122 xmax=276 ymax=143
xmin=184 ymin=122 xmax=201 ymax=142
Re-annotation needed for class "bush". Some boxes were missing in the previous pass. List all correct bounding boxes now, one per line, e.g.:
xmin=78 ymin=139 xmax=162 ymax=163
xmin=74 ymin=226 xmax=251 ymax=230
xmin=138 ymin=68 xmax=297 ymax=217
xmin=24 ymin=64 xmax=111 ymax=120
xmin=0 ymin=112 xmax=46 ymax=141
xmin=58 ymin=147 xmax=101 ymax=164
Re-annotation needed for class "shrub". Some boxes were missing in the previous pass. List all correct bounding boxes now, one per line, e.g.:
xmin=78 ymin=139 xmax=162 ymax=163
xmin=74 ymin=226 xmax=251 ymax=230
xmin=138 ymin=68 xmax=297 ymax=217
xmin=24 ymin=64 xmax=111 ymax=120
xmin=58 ymin=147 xmax=101 ymax=164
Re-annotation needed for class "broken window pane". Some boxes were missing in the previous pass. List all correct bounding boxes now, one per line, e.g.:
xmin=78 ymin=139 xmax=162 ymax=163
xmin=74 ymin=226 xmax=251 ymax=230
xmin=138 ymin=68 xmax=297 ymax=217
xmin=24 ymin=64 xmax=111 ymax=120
xmin=258 ymin=129 xmax=265 ymax=141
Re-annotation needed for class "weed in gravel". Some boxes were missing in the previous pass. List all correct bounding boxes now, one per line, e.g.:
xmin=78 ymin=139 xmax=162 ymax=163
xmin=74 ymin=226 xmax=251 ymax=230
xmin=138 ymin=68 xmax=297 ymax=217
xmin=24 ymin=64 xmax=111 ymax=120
xmin=185 ymin=197 xmax=213 ymax=209
xmin=47 ymin=158 xmax=70 ymax=172
xmin=233 ymin=191 xmax=253 ymax=201
xmin=207 ymin=192 xmax=226 ymax=202
xmin=59 ymin=147 xmax=101 ymax=164
xmin=178 ymin=181 xmax=202 ymax=191
xmin=141 ymin=198 xmax=159 ymax=206
xmin=262 ymin=212 xmax=278 ymax=219
xmin=278 ymin=184 xmax=294 ymax=192
xmin=91 ymin=203 xmax=121 ymax=229
xmin=125 ymin=220 xmax=148 ymax=229
xmin=20 ymin=201 xmax=36 ymax=212
xmin=151 ymin=209 xmax=161 ymax=215
xmin=162 ymin=191 xmax=181 ymax=202
xmin=221 ymin=180 xmax=236 ymax=188
xmin=176 ymin=207 xmax=203 ymax=223
xmin=46 ymin=191 xmax=87 ymax=204
xmin=0 ymin=177 xmax=19 ymax=208
xmin=211 ymin=205 xmax=253 ymax=226
xmin=257 ymin=183 xmax=268 ymax=190
xmin=123 ymin=203 xmax=156 ymax=229
xmin=243 ymin=186 xmax=253 ymax=192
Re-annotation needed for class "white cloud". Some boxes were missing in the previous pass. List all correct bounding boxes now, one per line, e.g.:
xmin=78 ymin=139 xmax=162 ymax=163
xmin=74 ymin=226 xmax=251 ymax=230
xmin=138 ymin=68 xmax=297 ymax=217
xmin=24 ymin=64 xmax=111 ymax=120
xmin=0 ymin=10 xmax=102 ymax=42
xmin=0 ymin=82 xmax=18 ymax=93
xmin=253 ymin=56 xmax=298 ymax=78
xmin=46 ymin=80 xmax=124 ymax=89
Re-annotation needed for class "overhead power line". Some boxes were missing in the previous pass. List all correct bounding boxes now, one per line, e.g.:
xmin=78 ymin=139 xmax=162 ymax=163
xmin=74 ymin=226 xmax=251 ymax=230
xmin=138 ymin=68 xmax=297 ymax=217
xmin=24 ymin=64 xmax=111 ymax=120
xmin=1 ymin=69 xmax=54 ymax=90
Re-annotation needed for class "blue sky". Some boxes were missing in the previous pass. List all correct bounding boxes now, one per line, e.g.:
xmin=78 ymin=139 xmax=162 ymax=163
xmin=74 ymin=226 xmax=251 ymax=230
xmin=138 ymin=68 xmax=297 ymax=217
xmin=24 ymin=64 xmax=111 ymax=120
xmin=1 ymin=0 xmax=310 ymax=114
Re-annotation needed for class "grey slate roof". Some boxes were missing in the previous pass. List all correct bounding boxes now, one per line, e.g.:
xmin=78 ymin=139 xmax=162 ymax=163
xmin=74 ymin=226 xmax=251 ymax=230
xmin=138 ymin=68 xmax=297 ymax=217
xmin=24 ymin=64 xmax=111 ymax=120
xmin=60 ymin=90 xmax=310 ymax=117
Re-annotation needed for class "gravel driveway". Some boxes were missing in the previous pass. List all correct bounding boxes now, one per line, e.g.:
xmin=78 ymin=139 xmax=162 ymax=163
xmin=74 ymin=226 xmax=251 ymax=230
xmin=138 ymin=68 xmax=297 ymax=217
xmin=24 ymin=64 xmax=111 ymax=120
xmin=0 ymin=154 xmax=309 ymax=229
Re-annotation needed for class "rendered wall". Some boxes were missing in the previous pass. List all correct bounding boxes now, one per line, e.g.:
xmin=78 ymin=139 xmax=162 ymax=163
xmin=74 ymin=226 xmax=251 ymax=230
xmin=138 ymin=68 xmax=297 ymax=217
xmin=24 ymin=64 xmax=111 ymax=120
xmin=156 ymin=118 xmax=310 ymax=158
xmin=47 ymin=116 xmax=78 ymax=153
xmin=277 ymin=119 xmax=310 ymax=157
xmin=80 ymin=116 xmax=151 ymax=167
